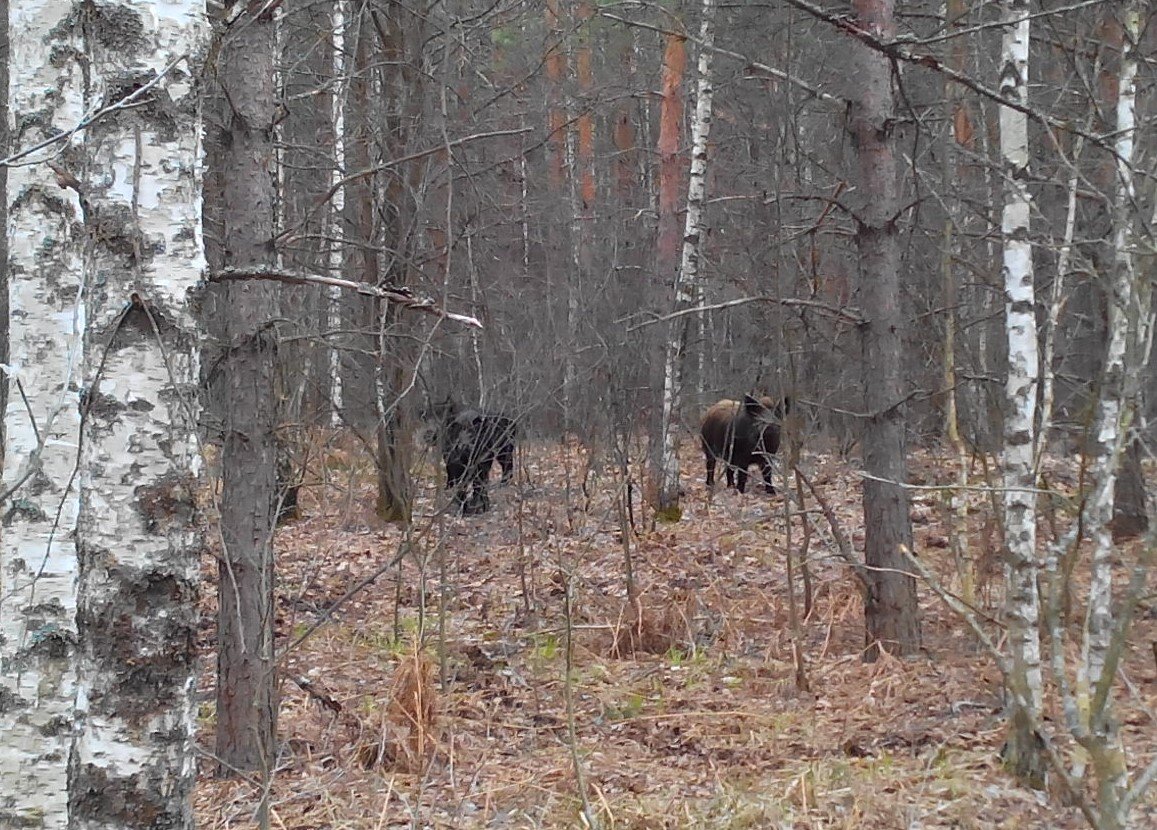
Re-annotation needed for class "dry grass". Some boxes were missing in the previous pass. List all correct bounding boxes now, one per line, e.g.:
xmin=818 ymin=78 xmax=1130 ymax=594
xmin=194 ymin=437 xmax=1157 ymax=829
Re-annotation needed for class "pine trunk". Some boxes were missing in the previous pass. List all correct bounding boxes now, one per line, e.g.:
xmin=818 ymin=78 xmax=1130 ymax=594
xmin=338 ymin=13 xmax=380 ymax=434
xmin=279 ymin=0 xmax=337 ymax=426
xmin=849 ymin=0 xmax=920 ymax=659
xmin=214 ymin=0 xmax=279 ymax=776
xmin=373 ymin=0 xmax=425 ymax=523
xmin=652 ymin=27 xmax=685 ymax=463
xmin=569 ymin=0 xmax=597 ymax=426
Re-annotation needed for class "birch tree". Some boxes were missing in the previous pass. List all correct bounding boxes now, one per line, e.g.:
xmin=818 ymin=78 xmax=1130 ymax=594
xmin=848 ymin=0 xmax=919 ymax=657
xmin=1057 ymin=4 xmax=1153 ymax=821
xmin=1080 ymin=0 xmax=1141 ymax=704
xmin=1 ymin=1 xmax=84 ymax=822
xmin=998 ymin=0 xmax=1045 ymax=787
xmin=1104 ymin=3 xmax=1149 ymax=546
xmin=2 ymin=0 xmax=205 ymax=825
xmin=71 ymin=2 xmax=205 ymax=823
xmin=656 ymin=0 xmax=717 ymax=518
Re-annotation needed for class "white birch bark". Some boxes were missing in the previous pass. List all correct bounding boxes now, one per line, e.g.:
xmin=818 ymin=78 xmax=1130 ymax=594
xmin=1060 ymin=8 xmax=1144 ymax=817
xmin=1080 ymin=0 xmax=1140 ymax=699
xmin=0 ymin=2 xmax=85 ymax=825
xmin=998 ymin=0 xmax=1043 ymax=769
xmin=69 ymin=2 xmax=206 ymax=826
xmin=329 ymin=0 xmax=346 ymax=422
xmin=657 ymin=0 xmax=716 ymax=515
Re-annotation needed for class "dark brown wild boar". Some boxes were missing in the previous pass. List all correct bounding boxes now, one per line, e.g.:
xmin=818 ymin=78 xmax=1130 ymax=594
xmin=699 ymin=395 xmax=790 ymax=494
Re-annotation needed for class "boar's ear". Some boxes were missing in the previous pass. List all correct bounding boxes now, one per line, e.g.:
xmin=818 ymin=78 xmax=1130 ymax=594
xmin=742 ymin=394 xmax=765 ymax=417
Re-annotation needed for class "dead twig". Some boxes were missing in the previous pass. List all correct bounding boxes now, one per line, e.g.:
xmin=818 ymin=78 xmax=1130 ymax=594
xmin=209 ymin=268 xmax=482 ymax=329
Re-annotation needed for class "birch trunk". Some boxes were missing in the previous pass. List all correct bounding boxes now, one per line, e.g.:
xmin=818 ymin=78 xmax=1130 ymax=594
xmin=214 ymin=0 xmax=279 ymax=776
xmin=71 ymin=3 xmax=205 ymax=825
xmin=1 ymin=1 xmax=84 ymax=824
xmin=657 ymin=0 xmax=716 ymax=518
xmin=328 ymin=1 xmax=346 ymax=421
xmin=998 ymin=0 xmax=1045 ymax=787
xmin=849 ymin=0 xmax=920 ymax=659
xmin=1069 ymin=8 xmax=1144 ymax=820
xmin=1081 ymin=0 xmax=1140 ymax=699
xmin=1108 ymin=0 xmax=1148 ymax=540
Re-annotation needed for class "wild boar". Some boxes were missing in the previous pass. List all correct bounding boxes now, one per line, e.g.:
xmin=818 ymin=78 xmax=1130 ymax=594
xmin=699 ymin=395 xmax=790 ymax=494
xmin=427 ymin=398 xmax=517 ymax=514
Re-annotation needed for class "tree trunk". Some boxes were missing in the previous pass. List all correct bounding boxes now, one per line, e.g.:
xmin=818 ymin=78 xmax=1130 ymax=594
xmin=650 ymin=28 xmax=685 ymax=471
xmin=1069 ymin=7 xmax=1144 ymax=818
xmin=0 ymin=1 xmax=82 ymax=822
xmin=849 ymin=0 xmax=920 ymax=659
xmin=998 ymin=0 xmax=1045 ymax=788
xmin=1111 ymin=436 xmax=1148 ymax=541
xmin=941 ymin=0 xmax=974 ymax=609
xmin=0 ymin=0 xmax=7 ymax=460
xmin=338 ymin=11 xmax=380 ymax=435
xmin=1107 ymin=5 xmax=1149 ymax=554
xmin=569 ymin=0 xmax=597 ymax=428
xmin=213 ymin=0 xmax=279 ymax=776
xmin=373 ymin=0 xmax=429 ymax=523
xmin=657 ymin=0 xmax=717 ymax=519
xmin=71 ymin=3 xmax=205 ymax=824
xmin=279 ymin=0 xmax=337 ymax=427
xmin=544 ymin=0 xmax=574 ymax=420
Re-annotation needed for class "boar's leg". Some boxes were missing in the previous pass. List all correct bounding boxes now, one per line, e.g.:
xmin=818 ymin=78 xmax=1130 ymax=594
xmin=465 ymin=467 xmax=490 ymax=514
xmin=734 ymin=463 xmax=749 ymax=493
xmin=758 ymin=455 xmax=777 ymax=495
xmin=724 ymin=453 xmax=738 ymax=488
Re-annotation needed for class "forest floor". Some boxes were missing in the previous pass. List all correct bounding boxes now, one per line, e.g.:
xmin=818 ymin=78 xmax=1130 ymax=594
xmin=194 ymin=435 xmax=1157 ymax=829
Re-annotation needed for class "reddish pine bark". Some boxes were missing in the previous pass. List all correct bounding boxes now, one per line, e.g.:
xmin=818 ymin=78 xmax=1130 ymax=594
xmin=576 ymin=0 xmax=596 ymax=212
xmin=545 ymin=0 xmax=568 ymax=193
xmin=849 ymin=0 xmax=920 ymax=659
xmin=656 ymin=32 xmax=687 ymax=283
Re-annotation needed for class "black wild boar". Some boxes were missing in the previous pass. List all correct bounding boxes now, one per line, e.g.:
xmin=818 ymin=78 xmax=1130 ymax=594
xmin=428 ymin=398 xmax=517 ymax=514
xmin=699 ymin=395 xmax=790 ymax=494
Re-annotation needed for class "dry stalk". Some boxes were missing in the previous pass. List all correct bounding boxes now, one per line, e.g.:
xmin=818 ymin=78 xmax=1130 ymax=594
xmin=561 ymin=565 xmax=599 ymax=828
xmin=794 ymin=464 xmax=869 ymax=591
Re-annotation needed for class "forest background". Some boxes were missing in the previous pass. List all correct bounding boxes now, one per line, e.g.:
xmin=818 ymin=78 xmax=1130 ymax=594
xmin=0 ymin=0 xmax=1155 ymax=828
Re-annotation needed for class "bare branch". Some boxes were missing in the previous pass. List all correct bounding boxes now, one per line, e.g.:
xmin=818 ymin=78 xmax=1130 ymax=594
xmin=599 ymin=11 xmax=840 ymax=107
xmin=209 ymin=268 xmax=483 ymax=329
xmin=792 ymin=465 xmax=869 ymax=590
xmin=777 ymin=0 xmax=1116 ymax=156
xmin=271 ymin=127 xmax=534 ymax=245
xmin=624 ymin=295 xmax=863 ymax=331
